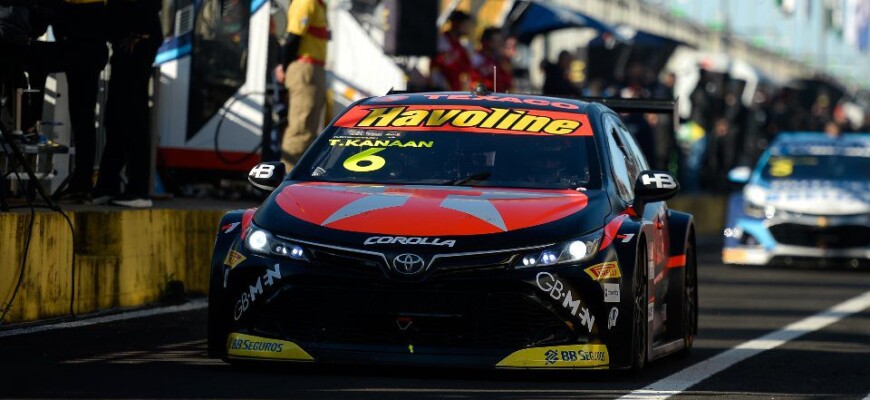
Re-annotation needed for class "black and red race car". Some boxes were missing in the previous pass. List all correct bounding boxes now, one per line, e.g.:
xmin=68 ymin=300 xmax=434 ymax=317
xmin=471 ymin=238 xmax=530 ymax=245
xmin=208 ymin=91 xmax=698 ymax=371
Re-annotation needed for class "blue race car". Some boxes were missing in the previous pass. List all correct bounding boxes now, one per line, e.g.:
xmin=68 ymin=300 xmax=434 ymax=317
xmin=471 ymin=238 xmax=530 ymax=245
xmin=722 ymin=132 xmax=870 ymax=267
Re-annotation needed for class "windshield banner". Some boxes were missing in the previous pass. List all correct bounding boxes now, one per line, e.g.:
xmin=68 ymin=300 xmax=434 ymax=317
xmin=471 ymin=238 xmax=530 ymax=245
xmin=333 ymin=105 xmax=593 ymax=136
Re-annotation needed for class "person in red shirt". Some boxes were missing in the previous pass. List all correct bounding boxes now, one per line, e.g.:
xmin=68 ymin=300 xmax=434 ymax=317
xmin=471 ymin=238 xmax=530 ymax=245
xmin=471 ymin=27 xmax=513 ymax=92
xmin=430 ymin=10 xmax=474 ymax=91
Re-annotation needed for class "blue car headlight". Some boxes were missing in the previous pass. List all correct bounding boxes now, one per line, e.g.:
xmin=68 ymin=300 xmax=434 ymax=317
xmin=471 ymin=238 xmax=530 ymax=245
xmin=515 ymin=229 xmax=603 ymax=269
xmin=245 ymin=225 xmax=308 ymax=261
xmin=744 ymin=201 xmax=776 ymax=219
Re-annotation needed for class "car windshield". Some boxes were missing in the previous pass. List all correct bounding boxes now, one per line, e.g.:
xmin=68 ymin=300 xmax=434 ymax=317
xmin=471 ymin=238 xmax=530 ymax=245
xmin=292 ymin=127 xmax=601 ymax=190
xmin=761 ymin=154 xmax=870 ymax=181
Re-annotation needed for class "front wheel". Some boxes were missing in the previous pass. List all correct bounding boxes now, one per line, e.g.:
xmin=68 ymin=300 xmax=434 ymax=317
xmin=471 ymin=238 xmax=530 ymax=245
xmin=207 ymin=257 xmax=230 ymax=357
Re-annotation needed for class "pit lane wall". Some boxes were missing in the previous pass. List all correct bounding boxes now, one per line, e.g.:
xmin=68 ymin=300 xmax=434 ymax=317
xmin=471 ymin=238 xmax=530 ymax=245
xmin=0 ymin=195 xmax=725 ymax=325
xmin=0 ymin=209 xmax=224 ymax=324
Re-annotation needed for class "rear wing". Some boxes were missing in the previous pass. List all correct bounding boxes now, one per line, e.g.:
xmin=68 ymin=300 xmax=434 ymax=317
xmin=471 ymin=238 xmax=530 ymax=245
xmin=579 ymin=97 xmax=675 ymax=114
xmin=382 ymin=89 xmax=679 ymax=132
xmin=567 ymin=97 xmax=679 ymax=133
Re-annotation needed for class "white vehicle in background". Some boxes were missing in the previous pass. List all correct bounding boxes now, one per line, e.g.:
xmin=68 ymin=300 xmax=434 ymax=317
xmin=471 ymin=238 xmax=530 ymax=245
xmin=153 ymin=0 xmax=404 ymax=175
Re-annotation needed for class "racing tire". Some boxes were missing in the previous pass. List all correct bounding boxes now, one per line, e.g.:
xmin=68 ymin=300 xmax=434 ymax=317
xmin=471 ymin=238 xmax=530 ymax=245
xmin=630 ymin=240 xmax=648 ymax=372
xmin=668 ymin=237 xmax=699 ymax=356
xmin=678 ymin=239 xmax=699 ymax=355
xmin=207 ymin=258 xmax=230 ymax=358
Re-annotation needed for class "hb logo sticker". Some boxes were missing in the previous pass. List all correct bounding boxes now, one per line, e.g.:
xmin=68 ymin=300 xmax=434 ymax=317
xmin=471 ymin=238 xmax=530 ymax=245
xmin=641 ymin=173 xmax=677 ymax=189
xmin=250 ymin=164 xmax=275 ymax=179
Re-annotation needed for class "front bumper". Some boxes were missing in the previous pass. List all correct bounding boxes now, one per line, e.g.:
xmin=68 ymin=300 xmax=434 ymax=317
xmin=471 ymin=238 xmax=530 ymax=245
xmin=722 ymin=213 xmax=870 ymax=266
xmin=226 ymin=332 xmax=610 ymax=369
xmin=217 ymin=240 xmax=630 ymax=369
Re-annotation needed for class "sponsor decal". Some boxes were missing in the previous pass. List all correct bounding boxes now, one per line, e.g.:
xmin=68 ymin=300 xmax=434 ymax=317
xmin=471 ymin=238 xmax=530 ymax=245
xmin=648 ymin=299 xmax=655 ymax=322
xmin=233 ymin=264 xmax=282 ymax=321
xmin=544 ymin=349 xmax=559 ymax=364
xmin=536 ymin=272 xmax=595 ymax=332
xmin=370 ymin=95 xmax=409 ymax=102
xmin=225 ymin=333 xmax=313 ymax=360
xmin=421 ymin=93 xmax=580 ymax=110
xmin=496 ymin=344 xmax=609 ymax=368
xmin=392 ymin=253 xmax=426 ymax=275
xmin=583 ymin=261 xmax=621 ymax=280
xmin=275 ymin=183 xmax=588 ymax=236
xmin=333 ymin=104 xmax=592 ymax=136
xmin=608 ymin=307 xmax=619 ymax=329
xmin=221 ymin=222 xmax=241 ymax=233
xmin=230 ymin=338 xmax=284 ymax=352
xmin=616 ymin=233 xmax=634 ymax=243
xmin=249 ymin=164 xmax=275 ymax=179
xmin=603 ymin=283 xmax=620 ymax=303
xmin=224 ymin=250 xmax=246 ymax=268
xmin=641 ymin=172 xmax=677 ymax=189
xmin=364 ymin=236 xmax=456 ymax=247
xmin=329 ymin=138 xmax=434 ymax=148
xmin=599 ymin=214 xmax=630 ymax=250
xmin=542 ymin=348 xmax=607 ymax=365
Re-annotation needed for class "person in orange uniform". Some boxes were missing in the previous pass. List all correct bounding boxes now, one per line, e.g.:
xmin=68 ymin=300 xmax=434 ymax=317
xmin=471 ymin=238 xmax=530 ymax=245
xmin=430 ymin=10 xmax=473 ymax=91
xmin=471 ymin=27 xmax=512 ymax=92
xmin=274 ymin=0 xmax=328 ymax=172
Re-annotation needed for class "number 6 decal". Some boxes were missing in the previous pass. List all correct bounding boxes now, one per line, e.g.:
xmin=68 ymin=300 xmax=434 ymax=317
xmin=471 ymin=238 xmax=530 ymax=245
xmin=344 ymin=147 xmax=386 ymax=172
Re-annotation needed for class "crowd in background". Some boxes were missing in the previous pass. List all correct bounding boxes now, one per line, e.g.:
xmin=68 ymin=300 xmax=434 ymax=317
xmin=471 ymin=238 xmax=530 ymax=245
xmin=426 ymin=10 xmax=870 ymax=194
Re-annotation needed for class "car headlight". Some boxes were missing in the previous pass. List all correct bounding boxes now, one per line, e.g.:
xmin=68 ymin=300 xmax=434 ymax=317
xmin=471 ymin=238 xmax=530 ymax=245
xmin=515 ymin=230 xmax=603 ymax=269
xmin=744 ymin=201 xmax=776 ymax=219
xmin=744 ymin=201 xmax=764 ymax=218
xmin=743 ymin=184 xmax=775 ymax=219
xmin=245 ymin=226 xmax=308 ymax=261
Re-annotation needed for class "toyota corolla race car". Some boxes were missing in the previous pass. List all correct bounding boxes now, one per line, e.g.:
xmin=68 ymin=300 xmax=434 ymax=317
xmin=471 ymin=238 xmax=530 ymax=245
xmin=208 ymin=92 xmax=698 ymax=371
xmin=723 ymin=132 xmax=870 ymax=267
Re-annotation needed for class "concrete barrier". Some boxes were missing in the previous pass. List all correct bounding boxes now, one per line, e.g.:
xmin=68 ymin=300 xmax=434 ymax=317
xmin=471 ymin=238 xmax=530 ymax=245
xmin=1 ymin=208 xmax=226 ymax=324
xmin=0 ymin=195 xmax=727 ymax=325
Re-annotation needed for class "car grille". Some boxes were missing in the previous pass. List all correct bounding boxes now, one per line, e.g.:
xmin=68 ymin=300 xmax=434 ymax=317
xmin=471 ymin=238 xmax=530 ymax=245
xmin=428 ymin=252 xmax=518 ymax=276
xmin=253 ymin=283 xmax=575 ymax=349
xmin=296 ymin=238 xmax=534 ymax=277
xmin=306 ymin=246 xmax=385 ymax=277
xmin=769 ymin=224 xmax=870 ymax=249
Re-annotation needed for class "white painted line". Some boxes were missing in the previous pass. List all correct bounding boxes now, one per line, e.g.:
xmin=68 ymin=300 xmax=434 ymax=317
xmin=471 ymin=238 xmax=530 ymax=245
xmin=862 ymin=391 xmax=870 ymax=400
xmin=0 ymin=299 xmax=207 ymax=338
xmin=621 ymin=290 xmax=870 ymax=400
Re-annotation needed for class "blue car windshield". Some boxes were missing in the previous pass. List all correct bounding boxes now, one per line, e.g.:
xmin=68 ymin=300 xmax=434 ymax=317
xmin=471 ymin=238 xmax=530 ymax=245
xmin=761 ymin=154 xmax=870 ymax=181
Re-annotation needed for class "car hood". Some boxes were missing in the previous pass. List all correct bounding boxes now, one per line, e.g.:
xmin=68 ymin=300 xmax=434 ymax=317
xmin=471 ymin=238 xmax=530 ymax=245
xmin=254 ymin=182 xmax=611 ymax=252
xmin=748 ymin=180 xmax=870 ymax=215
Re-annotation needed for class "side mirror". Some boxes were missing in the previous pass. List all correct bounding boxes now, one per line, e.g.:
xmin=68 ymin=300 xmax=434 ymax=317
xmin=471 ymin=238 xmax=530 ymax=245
xmin=727 ymin=166 xmax=752 ymax=184
xmin=633 ymin=170 xmax=680 ymax=210
xmin=248 ymin=162 xmax=286 ymax=192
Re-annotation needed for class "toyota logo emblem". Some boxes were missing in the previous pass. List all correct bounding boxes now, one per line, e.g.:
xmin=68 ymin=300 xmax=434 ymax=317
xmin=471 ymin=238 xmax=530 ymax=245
xmin=392 ymin=253 xmax=426 ymax=275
